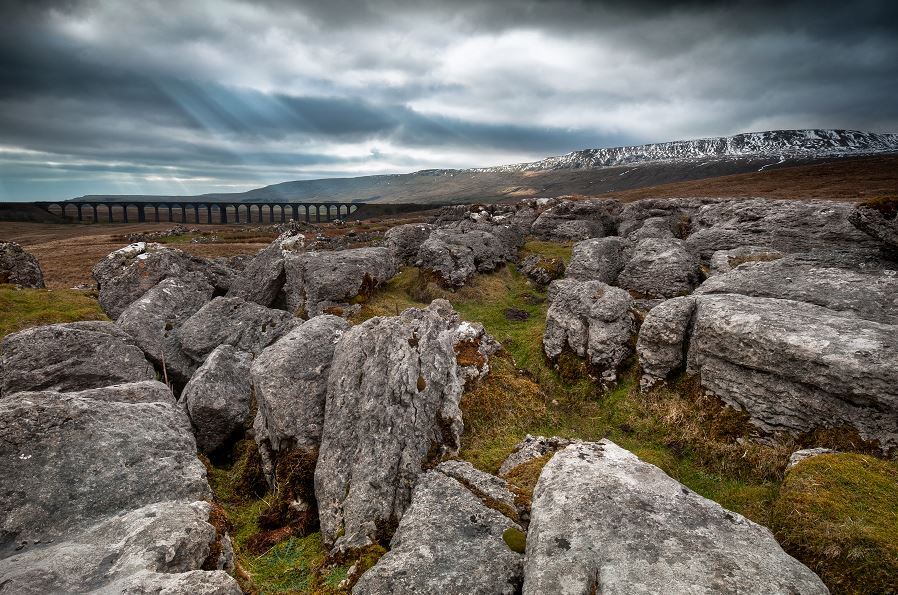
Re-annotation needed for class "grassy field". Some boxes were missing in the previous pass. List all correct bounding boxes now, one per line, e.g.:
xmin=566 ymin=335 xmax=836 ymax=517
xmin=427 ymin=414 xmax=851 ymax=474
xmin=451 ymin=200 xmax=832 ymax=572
xmin=0 ymin=284 xmax=107 ymax=339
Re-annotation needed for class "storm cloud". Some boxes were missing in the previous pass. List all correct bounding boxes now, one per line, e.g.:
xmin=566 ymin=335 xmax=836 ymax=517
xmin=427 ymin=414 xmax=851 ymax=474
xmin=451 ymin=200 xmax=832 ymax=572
xmin=1 ymin=0 xmax=896 ymax=200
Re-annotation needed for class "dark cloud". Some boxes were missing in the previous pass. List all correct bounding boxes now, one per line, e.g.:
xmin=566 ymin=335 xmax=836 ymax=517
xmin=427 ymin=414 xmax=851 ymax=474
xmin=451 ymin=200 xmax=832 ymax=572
xmin=0 ymin=0 xmax=896 ymax=200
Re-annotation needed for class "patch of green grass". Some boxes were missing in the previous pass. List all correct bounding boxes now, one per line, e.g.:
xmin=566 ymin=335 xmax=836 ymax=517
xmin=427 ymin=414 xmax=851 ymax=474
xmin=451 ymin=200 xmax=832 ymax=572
xmin=242 ymin=533 xmax=346 ymax=594
xmin=0 ymin=284 xmax=107 ymax=339
xmin=772 ymin=454 xmax=898 ymax=594
xmin=157 ymin=233 xmax=198 ymax=244
xmin=521 ymin=240 xmax=575 ymax=264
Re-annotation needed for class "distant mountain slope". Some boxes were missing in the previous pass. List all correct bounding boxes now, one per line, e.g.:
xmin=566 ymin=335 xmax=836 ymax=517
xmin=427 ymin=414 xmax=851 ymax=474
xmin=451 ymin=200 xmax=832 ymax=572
xmin=474 ymin=129 xmax=898 ymax=172
xmin=67 ymin=129 xmax=898 ymax=205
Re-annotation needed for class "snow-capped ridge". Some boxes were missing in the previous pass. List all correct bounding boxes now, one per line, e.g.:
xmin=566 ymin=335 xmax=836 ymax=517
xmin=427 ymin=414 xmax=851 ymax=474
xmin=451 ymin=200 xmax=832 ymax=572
xmin=472 ymin=129 xmax=898 ymax=173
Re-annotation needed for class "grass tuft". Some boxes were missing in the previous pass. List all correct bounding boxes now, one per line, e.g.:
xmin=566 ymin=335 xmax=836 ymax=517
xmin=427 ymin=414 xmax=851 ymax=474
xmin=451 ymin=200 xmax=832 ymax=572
xmin=0 ymin=284 xmax=107 ymax=339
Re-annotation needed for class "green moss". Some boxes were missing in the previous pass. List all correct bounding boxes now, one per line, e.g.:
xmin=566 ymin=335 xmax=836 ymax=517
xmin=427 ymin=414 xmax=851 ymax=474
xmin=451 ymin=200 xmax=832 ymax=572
xmin=0 ymin=284 xmax=107 ymax=339
xmin=502 ymin=527 xmax=527 ymax=554
xmin=772 ymin=454 xmax=898 ymax=594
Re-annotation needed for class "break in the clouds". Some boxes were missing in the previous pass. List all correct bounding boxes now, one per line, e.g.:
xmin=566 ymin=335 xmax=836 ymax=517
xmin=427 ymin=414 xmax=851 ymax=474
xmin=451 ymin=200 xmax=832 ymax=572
xmin=1 ymin=0 xmax=897 ymax=200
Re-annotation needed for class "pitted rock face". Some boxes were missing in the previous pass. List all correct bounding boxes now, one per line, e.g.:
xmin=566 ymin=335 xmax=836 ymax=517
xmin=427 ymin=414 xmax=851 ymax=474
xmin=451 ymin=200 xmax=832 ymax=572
xmin=498 ymin=435 xmax=576 ymax=477
xmin=519 ymin=254 xmax=565 ymax=286
xmin=417 ymin=227 xmax=510 ymax=287
xmin=617 ymin=237 xmax=702 ymax=298
xmin=181 ymin=344 xmax=254 ymax=455
xmin=252 ymin=314 xmax=350 ymax=484
xmin=848 ymin=201 xmax=898 ymax=259
xmin=117 ymin=272 xmax=215 ymax=385
xmin=707 ymin=246 xmax=784 ymax=275
xmin=353 ymin=463 xmax=524 ymax=595
xmin=315 ymin=300 xmax=495 ymax=554
xmin=384 ymin=223 xmax=434 ymax=265
xmin=227 ymin=228 xmax=306 ymax=307
xmin=565 ymin=236 xmax=632 ymax=284
xmin=178 ymin=296 xmax=295 ymax=365
xmin=543 ymin=279 xmax=635 ymax=380
xmin=529 ymin=199 xmax=620 ymax=241
xmin=0 ymin=321 xmax=155 ymax=397
xmin=92 ymin=242 xmax=234 ymax=319
xmin=523 ymin=440 xmax=828 ymax=595
xmin=0 ymin=242 xmax=45 ymax=288
xmin=283 ymin=247 xmax=397 ymax=317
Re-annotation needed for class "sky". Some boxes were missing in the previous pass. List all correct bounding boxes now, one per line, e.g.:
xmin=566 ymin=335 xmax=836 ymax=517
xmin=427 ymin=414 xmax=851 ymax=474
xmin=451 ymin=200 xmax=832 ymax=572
xmin=1 ymin=0 xmax=897 ymax=201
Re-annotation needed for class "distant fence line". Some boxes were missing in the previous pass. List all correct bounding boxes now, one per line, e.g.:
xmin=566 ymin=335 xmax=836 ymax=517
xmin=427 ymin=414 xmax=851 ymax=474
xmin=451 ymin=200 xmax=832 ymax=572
xmin=33 ymin=200 xmax=362 ymax=224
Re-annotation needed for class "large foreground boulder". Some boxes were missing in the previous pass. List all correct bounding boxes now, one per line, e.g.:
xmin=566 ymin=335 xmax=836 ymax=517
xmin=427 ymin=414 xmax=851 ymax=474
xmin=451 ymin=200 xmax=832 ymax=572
xmin=638 ymin=294 xmax=898 ymax=451
xmin=116 ymin=272 xmax=215 ymax=384
xmin=181 ymin=344 xmax=254 ymax=455
xmin=227 ymin=227 xmax=305 ymax=307
xmin=616 ymin=237 xmax=702 ymax=298
xmin=315 ymin=300 xmax=495 ymax=555
xmin=354 ymin=462 xmax=524 ymax=595
xmin=252 ymin=314 xmax=350 ymax=484
xmin=0 ymin=242 xmax=44 ymax=288
xmin=284 ymin=247 xmax=397 ymax=317
xmin=0 ymin=321 xmax=155 ymax=397
xmin=523 ymin=440 xmax=827 ymax=594
xmin=543 ymin=280 xmax=635 ymax=381
xmin=0 ymin=380 xmax=238 ymax=592
xmin=92 ymin=242 xmax=234 ymax=319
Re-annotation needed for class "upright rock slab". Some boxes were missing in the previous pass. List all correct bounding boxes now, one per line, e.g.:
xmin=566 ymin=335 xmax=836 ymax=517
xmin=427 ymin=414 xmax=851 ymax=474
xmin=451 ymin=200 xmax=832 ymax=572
xmin=523 ymin=440 xmax=827 ymax=595
xmin=0 ymin=242 xmax=44 ymax=288
xmin=543 ymin=280 xmax=635 ymax=381
xmin=227 ymin=228 xmax=305 ymax=307
xmin=315 ymin=300 xmax=494 ymax=554
xmin=181 ymin=344 xmax=254 ymax=455
xmin=354 ymin=463 xmax=524 ymax=595
xmin=0 ymin=321 xmax=155 ymax=397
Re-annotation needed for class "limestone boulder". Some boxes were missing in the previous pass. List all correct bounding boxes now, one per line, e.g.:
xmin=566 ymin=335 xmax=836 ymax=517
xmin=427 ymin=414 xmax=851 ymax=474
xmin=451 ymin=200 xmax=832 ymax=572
xmin=178 ymin=296 xmax=295 ymax=365
xmin=708 ymin=246 xmax=784 ymax=275
xmin=565 ymin=236 xmax=632 ymax=283
xmin=92 ymin=242 xmax=233 ymax=319
xmin=384 ymin=223 xmax=434 ymax=265
xmin=181 ymin=345 xmax=254 ymax=455
xmin=529 ymin=199 xmax=620 ymax=241
xmin=0 ymin=321 xmax=155 ymax=397
xmin=518 ymin=254 xmax=565 ymax=286
xmin=417 ymin=228 xmax=509 ymax=287
xmin=284 ymin=247 xmax=397 ymax=317
xmin=626 ymin=215 xmax=677 ymax=240
xmin=0 ymin=242 xmax=44 ymax=288
xmin=848 ymin=200 xmax=898 ymax=259
xmin=523 ymin=440 xmax=827 ymax=594
xmin=252 ymin=315 xmax=350 ymax=483
xmin=543 ymin=280 xmax=635 ymax=381
xmin=637 ymin=294 xmax=898 ymax=451
xmin=315 ymin=300 xmax=494 ymax=554
xmin=354 ymin=463 xmax=523 ymax=595
xmin=617 ymin=237 xmax=702 ymax=298
xmin=227 ymin=227 xmax=305 ymax=307
xmin=117 ymin=272 xmax=214 ymax=385
xmin=686 ymin=198 xmax=877 ymax=262
xmin=498 ymin=435 xmax=575 ymax=477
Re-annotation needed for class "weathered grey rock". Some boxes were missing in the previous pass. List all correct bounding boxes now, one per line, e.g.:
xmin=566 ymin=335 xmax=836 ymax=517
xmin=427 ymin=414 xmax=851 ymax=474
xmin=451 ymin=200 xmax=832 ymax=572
xmin=530 ymin=199 xmax=620 ymax=241
xmin=92 ymin=242 xmax=233 ymax=319
xmin=695 ymin=255 xmax=898 ymax=324
xmin=543 ymin=280 xmax=635 ymax=381
xmin=616 ymin=197 xmax=709 ymax=238
xmin=227 ymin=229 xmax=305 ymax=307
xmin=627 ymin=215 xmax=676 ymax=240
xmin=384 ymin=223 xmax=434 ymax=264
xmin=787 ymin=448 xmax=837 ymax=470
xmin=0 ymin=500 xmax=239 ymax=594
xmin=635 ymin=296 xmax=696 ymax=389
xmin=315 ymin=300 xmax=494 ymax=554
xmin=435 ymin=460 xmax=518 ymax=515
xmin=565 ymin=236 xmax=632 ymax=283
xmin=417 ymin=228 xmax=509 ymax=287
xmin=252 ymin=315 xmax=350 ymax=483
xmin=0 ymin=381 xmax=209 ymax=558
xmin=638 ymin=294 xmax=898 ymax=451
xmin=353 ymin=465 xmax=523 ymax=595
xmin=708 ymin=246 xmax=784 ymax=275
xmin=523 ymin=440 xmax=828 ymax=595
xmin=284 ymin=247 xmax=397 ymax=317
xmin=519 ymin=254 xmax=565 ymax=285
xmin=686 ymin=198 xmax=877 ymax=262
xmin=848 ymin=202 xmax=898 ymax=258
xmin=498 ymin=435 xmax=575 ymax=477
xmin=181 ymin=345 xmax=254 ymax=455
xmin=0 ymin=242 xmax=44 ymax=288
xmin=0 ymin=321 xmax=155 ymax=397
xmin=178 ymin=296 xmax=295 ymax=365
xmin=617 ymin=237 xmax=702 ymax=298
xmin=117 ymin=273 xmax=214 ymax=384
